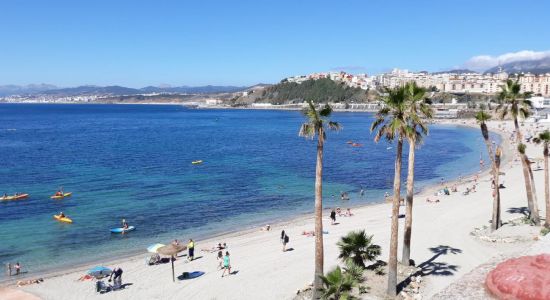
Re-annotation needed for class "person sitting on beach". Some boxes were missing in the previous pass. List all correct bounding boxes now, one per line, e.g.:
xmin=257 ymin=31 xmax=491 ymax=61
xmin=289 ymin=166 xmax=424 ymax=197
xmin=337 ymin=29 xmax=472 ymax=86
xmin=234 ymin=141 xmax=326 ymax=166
xmin=260 ymin=224 xmax=271 ymax=231
xmin=451 ymin=185 xmax=458 ymax=193
xmin=172 ymin=239 xmax=180 ymax=246
xmin=336 ymin=207 xmax=343 ymax=216
xmin=463 ymin=187 xmax=470 ymax=195
xmin=443 ymin=187 xmax=450 ymax=195
xmin=345 ymin=208 xmax=353 ymax=216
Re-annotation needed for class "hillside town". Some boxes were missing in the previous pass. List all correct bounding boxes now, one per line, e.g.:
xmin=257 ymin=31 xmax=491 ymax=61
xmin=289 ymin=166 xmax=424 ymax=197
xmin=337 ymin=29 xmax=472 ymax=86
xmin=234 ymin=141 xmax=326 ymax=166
xmin=285 ymin=68 xmax=550 ymax=96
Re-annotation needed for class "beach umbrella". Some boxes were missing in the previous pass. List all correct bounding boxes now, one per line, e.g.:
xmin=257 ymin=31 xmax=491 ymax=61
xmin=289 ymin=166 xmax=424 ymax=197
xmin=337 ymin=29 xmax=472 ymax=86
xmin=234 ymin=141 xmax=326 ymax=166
xmin=87 ymin=266 xmax=112 ymax=278
xmin=157 ymin=243 xmax=187 ymax=282
xmin=147 ymin=243 xmax=165 ymax=253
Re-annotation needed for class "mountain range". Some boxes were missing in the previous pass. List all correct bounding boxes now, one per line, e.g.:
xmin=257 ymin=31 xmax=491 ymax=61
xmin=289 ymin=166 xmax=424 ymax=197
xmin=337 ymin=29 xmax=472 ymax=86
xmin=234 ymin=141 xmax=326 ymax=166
xmin=485 ymin=56 xmax=550 ymax=74
xmin=0 ymin=84 xmax=248 ymax=97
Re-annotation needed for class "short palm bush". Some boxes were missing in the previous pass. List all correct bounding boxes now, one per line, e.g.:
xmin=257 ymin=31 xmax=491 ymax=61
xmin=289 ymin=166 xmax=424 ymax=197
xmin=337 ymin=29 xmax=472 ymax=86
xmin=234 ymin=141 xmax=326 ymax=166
xmin=337 ymin=230 xmax=381 ymax=268
xmin=318 ymin=266 xmax=357 ymax=300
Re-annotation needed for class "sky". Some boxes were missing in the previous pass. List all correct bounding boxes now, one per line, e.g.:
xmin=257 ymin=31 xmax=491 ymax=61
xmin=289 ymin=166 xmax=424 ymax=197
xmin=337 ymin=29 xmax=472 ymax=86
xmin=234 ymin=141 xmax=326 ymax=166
xmin=0 ymin=0 xmax=549 ymax=87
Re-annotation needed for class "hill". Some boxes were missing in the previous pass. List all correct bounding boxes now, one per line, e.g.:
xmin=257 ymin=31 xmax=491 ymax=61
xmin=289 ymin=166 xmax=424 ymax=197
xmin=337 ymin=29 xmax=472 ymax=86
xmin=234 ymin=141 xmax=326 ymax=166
xmin=485 ymin=56 xmax=550 ymax=74
xmin=239 ymin=78 xmax=369 ymax=105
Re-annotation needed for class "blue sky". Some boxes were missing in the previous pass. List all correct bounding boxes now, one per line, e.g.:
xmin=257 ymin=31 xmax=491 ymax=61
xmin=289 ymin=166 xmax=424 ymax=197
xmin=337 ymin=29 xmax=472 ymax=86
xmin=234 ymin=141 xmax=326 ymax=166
xmin=0 ymin=0 xmax=549 ymax=87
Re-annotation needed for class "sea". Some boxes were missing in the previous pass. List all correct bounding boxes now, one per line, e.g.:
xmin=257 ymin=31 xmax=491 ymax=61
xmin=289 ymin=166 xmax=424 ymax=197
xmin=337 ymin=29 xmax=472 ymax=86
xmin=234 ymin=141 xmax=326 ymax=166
xmin=0 ymin=104 xmax=497 ymax=280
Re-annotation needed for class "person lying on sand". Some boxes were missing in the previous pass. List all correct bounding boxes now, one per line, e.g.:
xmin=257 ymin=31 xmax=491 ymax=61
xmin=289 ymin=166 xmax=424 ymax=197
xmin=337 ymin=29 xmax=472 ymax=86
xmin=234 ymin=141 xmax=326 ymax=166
xmin=17 ymin=278 xmax=43 ymax=287
xmin=426 ymin=197 xmax=440 ymax=203
xmin=260 ymin=224 xmax=271 ymax=231
xmin=78 ymin=274 xmax=94 ymax=281
xmin=302 ymin=230 xmax=328 ymax=237
xmin=201 ymin=242 xmax=227 ymax=253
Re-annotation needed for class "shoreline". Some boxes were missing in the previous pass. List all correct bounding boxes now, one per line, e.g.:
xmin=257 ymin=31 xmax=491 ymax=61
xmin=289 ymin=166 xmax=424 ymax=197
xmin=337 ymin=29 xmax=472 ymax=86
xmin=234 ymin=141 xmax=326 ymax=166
xmin=0 ymin=119 xmax=500 ymax=292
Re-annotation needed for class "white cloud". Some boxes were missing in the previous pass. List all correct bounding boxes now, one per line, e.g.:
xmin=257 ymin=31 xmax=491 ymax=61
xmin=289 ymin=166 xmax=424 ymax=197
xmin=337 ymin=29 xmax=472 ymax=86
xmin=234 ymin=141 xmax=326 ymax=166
xmin=463 ymin=50 xmax=550 ymax=71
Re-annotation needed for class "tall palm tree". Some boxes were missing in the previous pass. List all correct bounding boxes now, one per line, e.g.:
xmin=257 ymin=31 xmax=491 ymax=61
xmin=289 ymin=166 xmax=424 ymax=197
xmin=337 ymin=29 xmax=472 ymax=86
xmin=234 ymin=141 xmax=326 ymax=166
xmin=299 ymin=100 xmax=341 ymax=299
xmin=337 ymin=230 xmax=381 ymax=268
xmin=475 ymin=110 xmax=501 ymax=230
xmin=401 ymin=82 xmax=433 ymax=266
xmin=497 ymin=79 xmax=540 ymax=225
xmin=533 ymin=130 xmax=550 ymax=228
xmin=371 ymin=86 xmax=413 ymax=296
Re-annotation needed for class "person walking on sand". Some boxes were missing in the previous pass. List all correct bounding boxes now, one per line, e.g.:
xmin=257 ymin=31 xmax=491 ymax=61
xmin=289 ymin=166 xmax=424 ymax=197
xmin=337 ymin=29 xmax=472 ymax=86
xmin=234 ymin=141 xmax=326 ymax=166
xmin=187 ymin=239 xmax=195 ymax=261
xmin=221 ymin=251 xmax=231 ymax=277
xmin=280 ymin=230 xmax=285 ymax=244
xmin=282 ymin=233 xmax=289 ymax=252
xmin=217 ymin=251 xmax=223 ymax=270
xmin=330 ymin=209 xmax=336 ymax=225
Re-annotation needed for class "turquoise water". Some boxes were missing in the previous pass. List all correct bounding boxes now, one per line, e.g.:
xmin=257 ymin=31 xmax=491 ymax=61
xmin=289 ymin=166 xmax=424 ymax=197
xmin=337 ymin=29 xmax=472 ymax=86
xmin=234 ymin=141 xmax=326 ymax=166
xmin=0 ymin=104 xmax=495 ymax=279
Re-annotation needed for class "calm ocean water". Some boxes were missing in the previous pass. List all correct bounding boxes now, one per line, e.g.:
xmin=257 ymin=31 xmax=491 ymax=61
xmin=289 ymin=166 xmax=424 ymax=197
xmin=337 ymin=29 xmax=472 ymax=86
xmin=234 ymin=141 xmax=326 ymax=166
xmin=0 ymin=104 xmax=494 ymax=279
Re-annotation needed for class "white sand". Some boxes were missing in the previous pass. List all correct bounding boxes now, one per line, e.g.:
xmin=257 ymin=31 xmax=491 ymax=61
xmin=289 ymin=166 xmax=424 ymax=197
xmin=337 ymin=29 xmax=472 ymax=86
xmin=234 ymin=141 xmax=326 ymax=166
xmin=3 ymin=120 xmax=549 ymax=300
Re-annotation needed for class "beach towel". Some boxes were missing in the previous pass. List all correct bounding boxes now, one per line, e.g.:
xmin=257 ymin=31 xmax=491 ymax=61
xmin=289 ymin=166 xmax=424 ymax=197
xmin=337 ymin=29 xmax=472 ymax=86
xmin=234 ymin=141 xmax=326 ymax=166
xmin=178 ymin=271 xmax=205 ymax=280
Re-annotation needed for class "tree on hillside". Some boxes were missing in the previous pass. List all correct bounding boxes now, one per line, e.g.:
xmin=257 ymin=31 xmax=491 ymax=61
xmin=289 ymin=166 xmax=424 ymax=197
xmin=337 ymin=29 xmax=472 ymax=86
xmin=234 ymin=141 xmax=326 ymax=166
xmin=497 ymin=79 xmax=540 ymax=225
xmin=533 ymin=130 xmax=550 ymax=228
xmin=475 ymin=110 xmax=502 ymax=230
xmin=299 ymin=100 xmax=341 ymax=299
xmin=401 ymin=82 xmax=433 ymax=266
xmin=371 ymin=85 xmax=414 ymax=296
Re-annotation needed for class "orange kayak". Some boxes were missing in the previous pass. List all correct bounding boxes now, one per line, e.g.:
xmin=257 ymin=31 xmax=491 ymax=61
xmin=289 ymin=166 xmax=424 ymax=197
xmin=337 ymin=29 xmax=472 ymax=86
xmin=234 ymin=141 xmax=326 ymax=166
xmin=1 ymin=194 xmax=29 ymax=201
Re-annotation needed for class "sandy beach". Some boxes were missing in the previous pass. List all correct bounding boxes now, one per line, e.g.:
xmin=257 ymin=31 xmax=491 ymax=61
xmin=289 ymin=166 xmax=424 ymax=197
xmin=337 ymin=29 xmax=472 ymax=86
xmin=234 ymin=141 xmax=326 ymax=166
xmin=2 ymin=119 xmax=549 ymax=299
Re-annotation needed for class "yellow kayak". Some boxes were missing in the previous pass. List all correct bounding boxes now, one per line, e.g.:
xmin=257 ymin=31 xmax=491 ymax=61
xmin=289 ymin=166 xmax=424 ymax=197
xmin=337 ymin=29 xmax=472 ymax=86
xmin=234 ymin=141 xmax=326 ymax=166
xmin=192 ymin=160 xmax=203 ymax=165
xmin=51 ymin=192 xmax=72 ymax=199
xmin=54 ymin=214 xmax=73 ymax=223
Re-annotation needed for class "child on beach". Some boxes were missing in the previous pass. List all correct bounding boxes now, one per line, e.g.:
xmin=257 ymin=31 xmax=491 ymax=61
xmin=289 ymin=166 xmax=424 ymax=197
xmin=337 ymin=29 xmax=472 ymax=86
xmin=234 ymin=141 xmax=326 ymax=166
xmin=217 ymin=251 xmax=223 ymax=270
xmin=221 ymin=251 xmax=231 ymax=277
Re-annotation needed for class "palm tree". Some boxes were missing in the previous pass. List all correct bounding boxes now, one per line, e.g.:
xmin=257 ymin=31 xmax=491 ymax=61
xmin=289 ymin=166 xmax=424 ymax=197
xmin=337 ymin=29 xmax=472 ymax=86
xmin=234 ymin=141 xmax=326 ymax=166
xmin=497 ymin=79 xmax=540 ymax=225
xmin=318 ymin=266 xmax=358 ymax=300
xmin=475 ymin=110 xmax=501 ymax=230
xmin=533 ymin=130 xmax=550 ymax=228
xmin=401 ymin=82 xmax=433 ymax=266
xmin=337 ymin=230 xmax=381 ymax=268
xmin=299 ymin=100 xmax=341 ymax=299
xmin=371 ymin=85 xmax=413 ymax=296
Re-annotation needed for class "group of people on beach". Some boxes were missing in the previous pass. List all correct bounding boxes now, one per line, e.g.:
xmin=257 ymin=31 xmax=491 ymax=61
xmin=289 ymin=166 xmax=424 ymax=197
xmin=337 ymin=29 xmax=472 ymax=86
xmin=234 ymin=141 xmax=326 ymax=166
xmin=5 ymin=262 xmax=22 ymax=276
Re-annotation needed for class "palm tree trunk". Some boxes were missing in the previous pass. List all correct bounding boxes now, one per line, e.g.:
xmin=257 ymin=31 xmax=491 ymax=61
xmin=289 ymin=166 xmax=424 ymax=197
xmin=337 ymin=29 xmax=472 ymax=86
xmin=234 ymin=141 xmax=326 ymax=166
xmin=544 ymin=145 xmax=550 ymax=228
xmin=480 ymin=128 xmax=501 ymax=231
xmin=402 ymin=139 xmax=415 ymax=266
xmin=312 ymin=133 xmax=325 ymax=300
xmin=514 ymin=117 xmax=540 ymax=225
xmin=387 ymin=138 xmax=403 ymax=297
xmin=492 ymin=147 xmax=502 ymax=231
xmin=527 ymin=159 xmax=541 ymax=225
